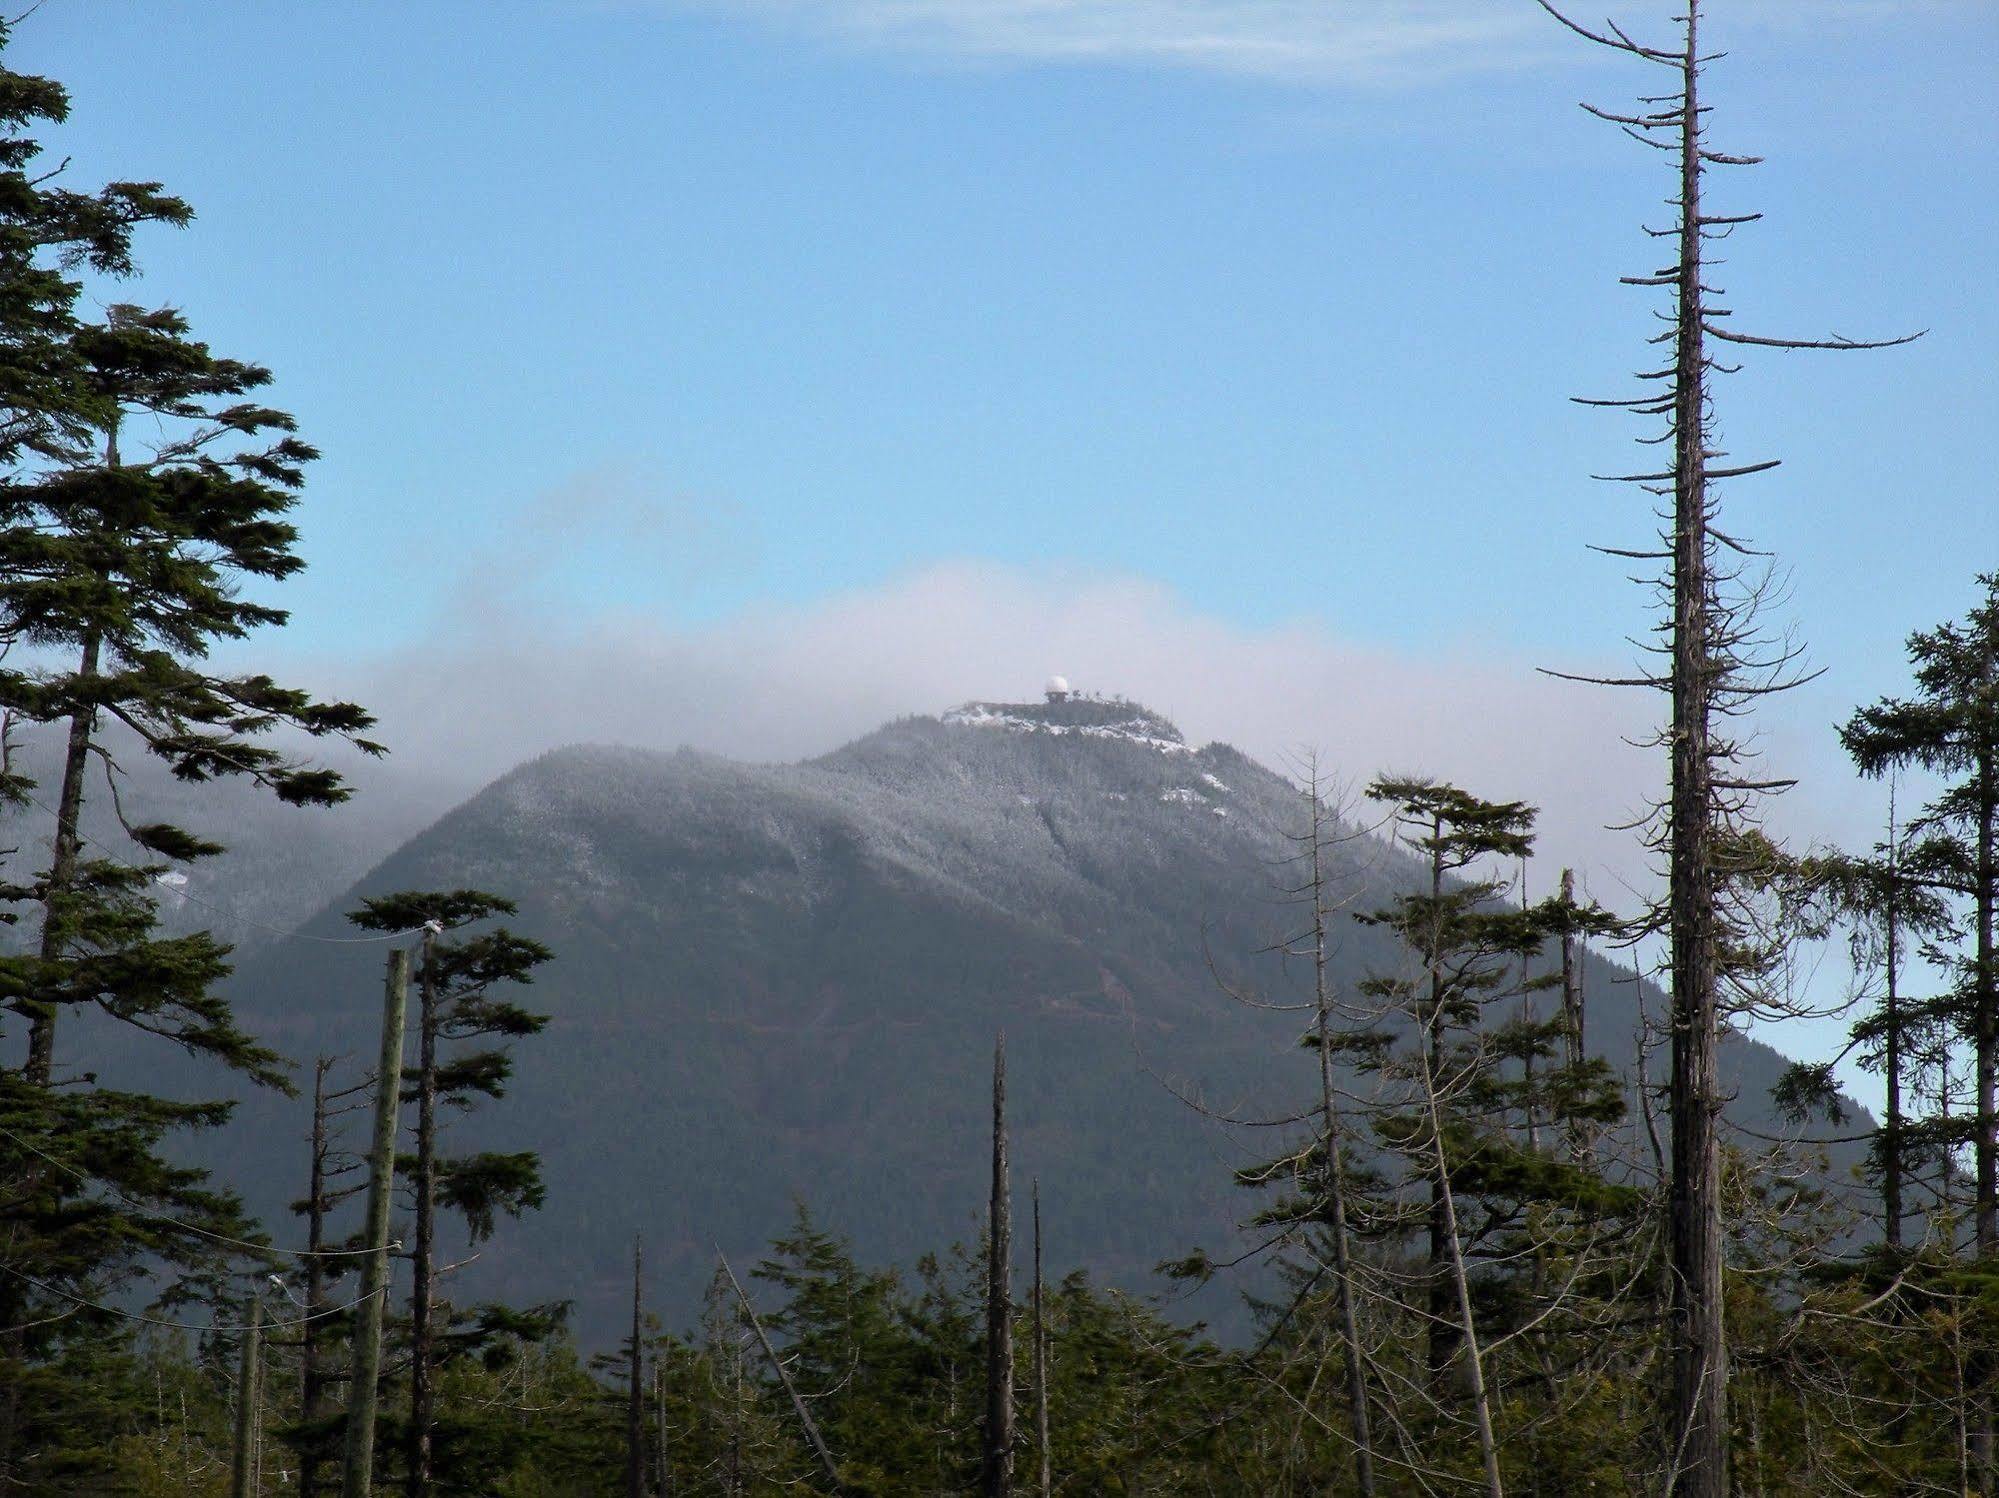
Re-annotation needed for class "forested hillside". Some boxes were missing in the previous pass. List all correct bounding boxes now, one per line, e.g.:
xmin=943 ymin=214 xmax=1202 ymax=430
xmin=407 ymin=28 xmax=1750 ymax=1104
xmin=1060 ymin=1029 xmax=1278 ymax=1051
xmin=183 ymin=695 xmax=1847 ymax=1345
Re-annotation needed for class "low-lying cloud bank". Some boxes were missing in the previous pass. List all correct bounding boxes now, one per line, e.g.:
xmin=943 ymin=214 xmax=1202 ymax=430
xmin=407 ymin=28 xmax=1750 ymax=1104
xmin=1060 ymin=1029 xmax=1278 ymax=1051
xmin=242 ymin=555 xmax=1891 ymax=1101
xmin=314 ymin=560 xmax=1670 ymax=905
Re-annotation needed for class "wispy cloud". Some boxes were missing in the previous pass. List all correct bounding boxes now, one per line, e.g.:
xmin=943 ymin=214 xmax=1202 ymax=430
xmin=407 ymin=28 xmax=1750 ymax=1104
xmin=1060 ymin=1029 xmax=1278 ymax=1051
xmin=691 ymin=0 xmax=1542 ymax=83
xmin=443 ymin=464 xmax=761 ymax=622
xmin=675 ymin=0 xmax=1947 ymax=85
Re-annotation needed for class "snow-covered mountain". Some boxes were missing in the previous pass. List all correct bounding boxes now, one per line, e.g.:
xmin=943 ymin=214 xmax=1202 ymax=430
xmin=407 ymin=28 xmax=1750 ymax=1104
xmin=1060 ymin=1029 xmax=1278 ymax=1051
xmin=134 ymin=694 xmax=1856 ymax=1341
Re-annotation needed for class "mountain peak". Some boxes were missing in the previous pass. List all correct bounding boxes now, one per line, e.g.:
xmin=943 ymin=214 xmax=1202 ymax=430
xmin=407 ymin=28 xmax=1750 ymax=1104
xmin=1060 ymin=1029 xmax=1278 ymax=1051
xmin=940 ymin=691 xmax=1188 ymax=753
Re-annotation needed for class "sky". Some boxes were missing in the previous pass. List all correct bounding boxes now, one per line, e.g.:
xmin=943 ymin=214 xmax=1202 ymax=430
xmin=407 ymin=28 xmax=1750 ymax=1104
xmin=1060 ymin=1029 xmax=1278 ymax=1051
xmin=18 ymin=1 xmax=1998 ymax=1088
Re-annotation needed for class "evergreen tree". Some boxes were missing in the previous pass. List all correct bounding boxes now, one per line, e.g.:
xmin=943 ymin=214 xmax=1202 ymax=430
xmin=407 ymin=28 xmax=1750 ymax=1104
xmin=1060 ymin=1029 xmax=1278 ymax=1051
xmin=1842 ymin=577 xmax=1999 ymax=1259
xmin=1352 ymin=778 xmax=1632 ymax=1493
xmin=1793 ymin=807 xmax=1958 ymax=1253
xmin=4 ymin=296 xmax=379 ymax=1084
xmin=348 ymin=890 xmax=555 ymax=1498
xmin=0 ymin=27 xmax=375 ymax=1486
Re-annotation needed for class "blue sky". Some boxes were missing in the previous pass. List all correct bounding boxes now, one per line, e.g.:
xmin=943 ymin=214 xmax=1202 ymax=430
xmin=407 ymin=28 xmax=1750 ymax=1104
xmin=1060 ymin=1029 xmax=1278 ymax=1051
xmin=20 ymin=0 xmax=1997 ymax=1095
xmin=27 ymin=0 xmax=1994 ymax=666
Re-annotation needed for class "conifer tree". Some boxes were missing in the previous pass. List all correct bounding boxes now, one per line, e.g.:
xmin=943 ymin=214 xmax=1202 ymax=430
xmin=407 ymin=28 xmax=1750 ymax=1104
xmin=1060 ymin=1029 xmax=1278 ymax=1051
xmin=0 ymin=27 xmax=375 ymax=1484
xmin=1843 ymin=578 xmax=1999 ymax=1256
xmin=5 ymin=297 xmax=379 ymax=1084
xmin=1840 ymin=577 xmax=1999 ymax=1476
xmin=347 ymin=890 xmax=552 ymax=1498
xmin=1801 ymin=805 xmax=1958 ymax=1253
xmin=1358 ymin=777 xmax=1538 ymax=1395
xmin=1356 ymin=779 xmax=1633 ymax=1491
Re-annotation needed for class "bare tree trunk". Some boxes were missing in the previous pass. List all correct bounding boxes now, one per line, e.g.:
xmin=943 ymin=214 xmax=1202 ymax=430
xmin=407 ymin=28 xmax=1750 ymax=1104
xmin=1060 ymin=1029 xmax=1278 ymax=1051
xmin=1979 ymin=727 xmax=1997 ymax=1253
xmin=232 ymin=1292 xmax=264 ymax=1498
xmin=342 ymin=949 xmax=411 ymax=1498
xmin=1884 ymin=808 xmax=1905 ymax=1254
xmin=1558 ymin=869 xmax=1592 ymax=1167
xmin=1520 ymin=858 xmax=1542 ymax=1154
xmin=1976 ymin=739 xmax=1996 ymax=1486
xmin=1031 ymin=1182 xmax=1050 ymax=1498
xmin=726 ymin=1349 xmax=743 ymax=1498
xmin=1308 ymin=792 xmax=1376 ymax=1496
xmin=1540 ymin=0 xmax=1911 ymax=1477
xmin=628 ymin=1237 xmax=647 ymax=1498
xmin=1419 ymin=1045 xmax=1503 ymax=1498
xmin=984 ymin=1033 xmax=1015 ymax=1498
xmin=302 ymin=1060 xmax=334 ymax=1498
xmin=1662 ymin=11 xmax=1728 ymax=1493
xmin=408 ymin=930 xmax=438 ymax=1498
xmin=717 ymin=1251 xmax=842 ymax=1494
xmin=1424 ymin=824 xmax=1458 ymax=1385
xmin=655 ymin=1347 xmax=672 ymax=1497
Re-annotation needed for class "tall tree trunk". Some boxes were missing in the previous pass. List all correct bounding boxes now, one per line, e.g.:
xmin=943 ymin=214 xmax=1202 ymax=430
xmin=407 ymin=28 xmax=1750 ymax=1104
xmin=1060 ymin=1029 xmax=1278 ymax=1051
xmin=984 ymin=1033 xmax=1015 ymax=1498
xmin=1665 ymin=7 xmax=1727 ymax=1492
xmin=1883 ymin=810 xmax=1905 ymax=1253
xmin=1420 ymin=1042 xmax=1504 ymax=1498
xmin=302 ymin=1059 xmax=334 ymax=1498
xmin=655 ymin=1348 xmax=672 ymax=1497
xmin=628 ymin=1237 xmax=646 ymax=1498
xmin=623 ymin=1240 xmax=647 ymax=1496
xmin=1032 ymin=1182 xmax=1051 ymax=1498
xmin=1976 ymin=739 xmax=1995 ymax=1255
xmin=1975 ymin=736 xmax=1996 ymax=1487
xmin=1309 ymin=794 xmax=1375 ymax=1496
xmin=23 ymin=423 xmax=121 ymax=1084
xmin=718 ymin=1252 xmax=841 ymax=1493
xmin=407 ymin=930 xmax=438 ymax=1498
xmin=231 ymin=1293 xmax=264 ymax=1498
xmin=1425 ymin=824 xmax=1458 ymax=1385
xmin=1520 ymin=858 xmax=1542 ymax=1154
xmin=1559 ymin=869 xmax=1591 ymax=1166
xmin=726 ymin=1351 xmax=742 ymax=1498
xmin=24 ymin=626 xmax=100 ymax=1085
xmin=342 ymin=949 xmax=411 ymax=1498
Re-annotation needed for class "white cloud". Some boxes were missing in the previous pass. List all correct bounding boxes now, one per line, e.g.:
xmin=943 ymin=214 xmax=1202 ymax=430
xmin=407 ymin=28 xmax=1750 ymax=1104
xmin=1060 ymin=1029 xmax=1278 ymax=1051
xmin=672 ymin=0 xmax=1949 ymax=85
xmin=288 ymin=556 xmax=1883 ymax=1101
xmin=318 ymin=559 xmax=1665 ymax=900
xmin=692 ymin=0 xmax=1543 ymax=83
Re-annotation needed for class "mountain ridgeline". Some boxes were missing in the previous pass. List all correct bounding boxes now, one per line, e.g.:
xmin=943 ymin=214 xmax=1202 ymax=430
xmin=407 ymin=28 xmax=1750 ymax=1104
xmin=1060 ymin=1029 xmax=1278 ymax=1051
xmin=206 ymin=693 xmax=1847 ymax=1341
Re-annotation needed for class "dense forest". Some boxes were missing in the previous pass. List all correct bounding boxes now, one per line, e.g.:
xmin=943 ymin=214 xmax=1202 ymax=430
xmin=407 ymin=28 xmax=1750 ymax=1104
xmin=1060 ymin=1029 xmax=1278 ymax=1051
xmin=2 ymin=4 xmax=1993 ymax=1496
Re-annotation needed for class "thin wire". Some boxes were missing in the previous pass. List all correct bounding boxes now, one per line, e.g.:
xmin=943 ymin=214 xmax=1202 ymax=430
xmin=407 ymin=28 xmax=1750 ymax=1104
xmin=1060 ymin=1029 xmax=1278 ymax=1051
xmin=0 ymin=1262 xmax=381 ymax=1334
xmin=0 ymin=1122 xmax=393 ymax=1260
xmin=12 ymin=786 xmax=416 ymax=945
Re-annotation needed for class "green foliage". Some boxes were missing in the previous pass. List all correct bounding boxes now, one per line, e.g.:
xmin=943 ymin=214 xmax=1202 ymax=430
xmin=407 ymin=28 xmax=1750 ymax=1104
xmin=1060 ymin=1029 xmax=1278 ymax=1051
xmin=0 ymin=25 xmax=374 ymax=1487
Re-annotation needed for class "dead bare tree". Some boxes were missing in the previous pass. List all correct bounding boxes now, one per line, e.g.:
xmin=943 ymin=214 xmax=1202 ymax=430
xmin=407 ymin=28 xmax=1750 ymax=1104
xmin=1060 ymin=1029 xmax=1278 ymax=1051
xmin=1303 ymin=776 xmax=1379 ymax=1497
xmin=296 ymin=1057 xmax=369 ymax=1498
xmin=1162 ymin=762 xmax=1391 ymax=1487
xmin=1031 ymin=1180 xmax=1051 ymax=1498
xmin=984 ymin=1032 xmax=1015 ymax=1498
xmin=716 ymin=1251 xmax=843 ymax=1494
xmin=1534 ymin=3 xmax=1919 ymax=1489
xmin=629 ymin=1237 xmax=647 ymax=1498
